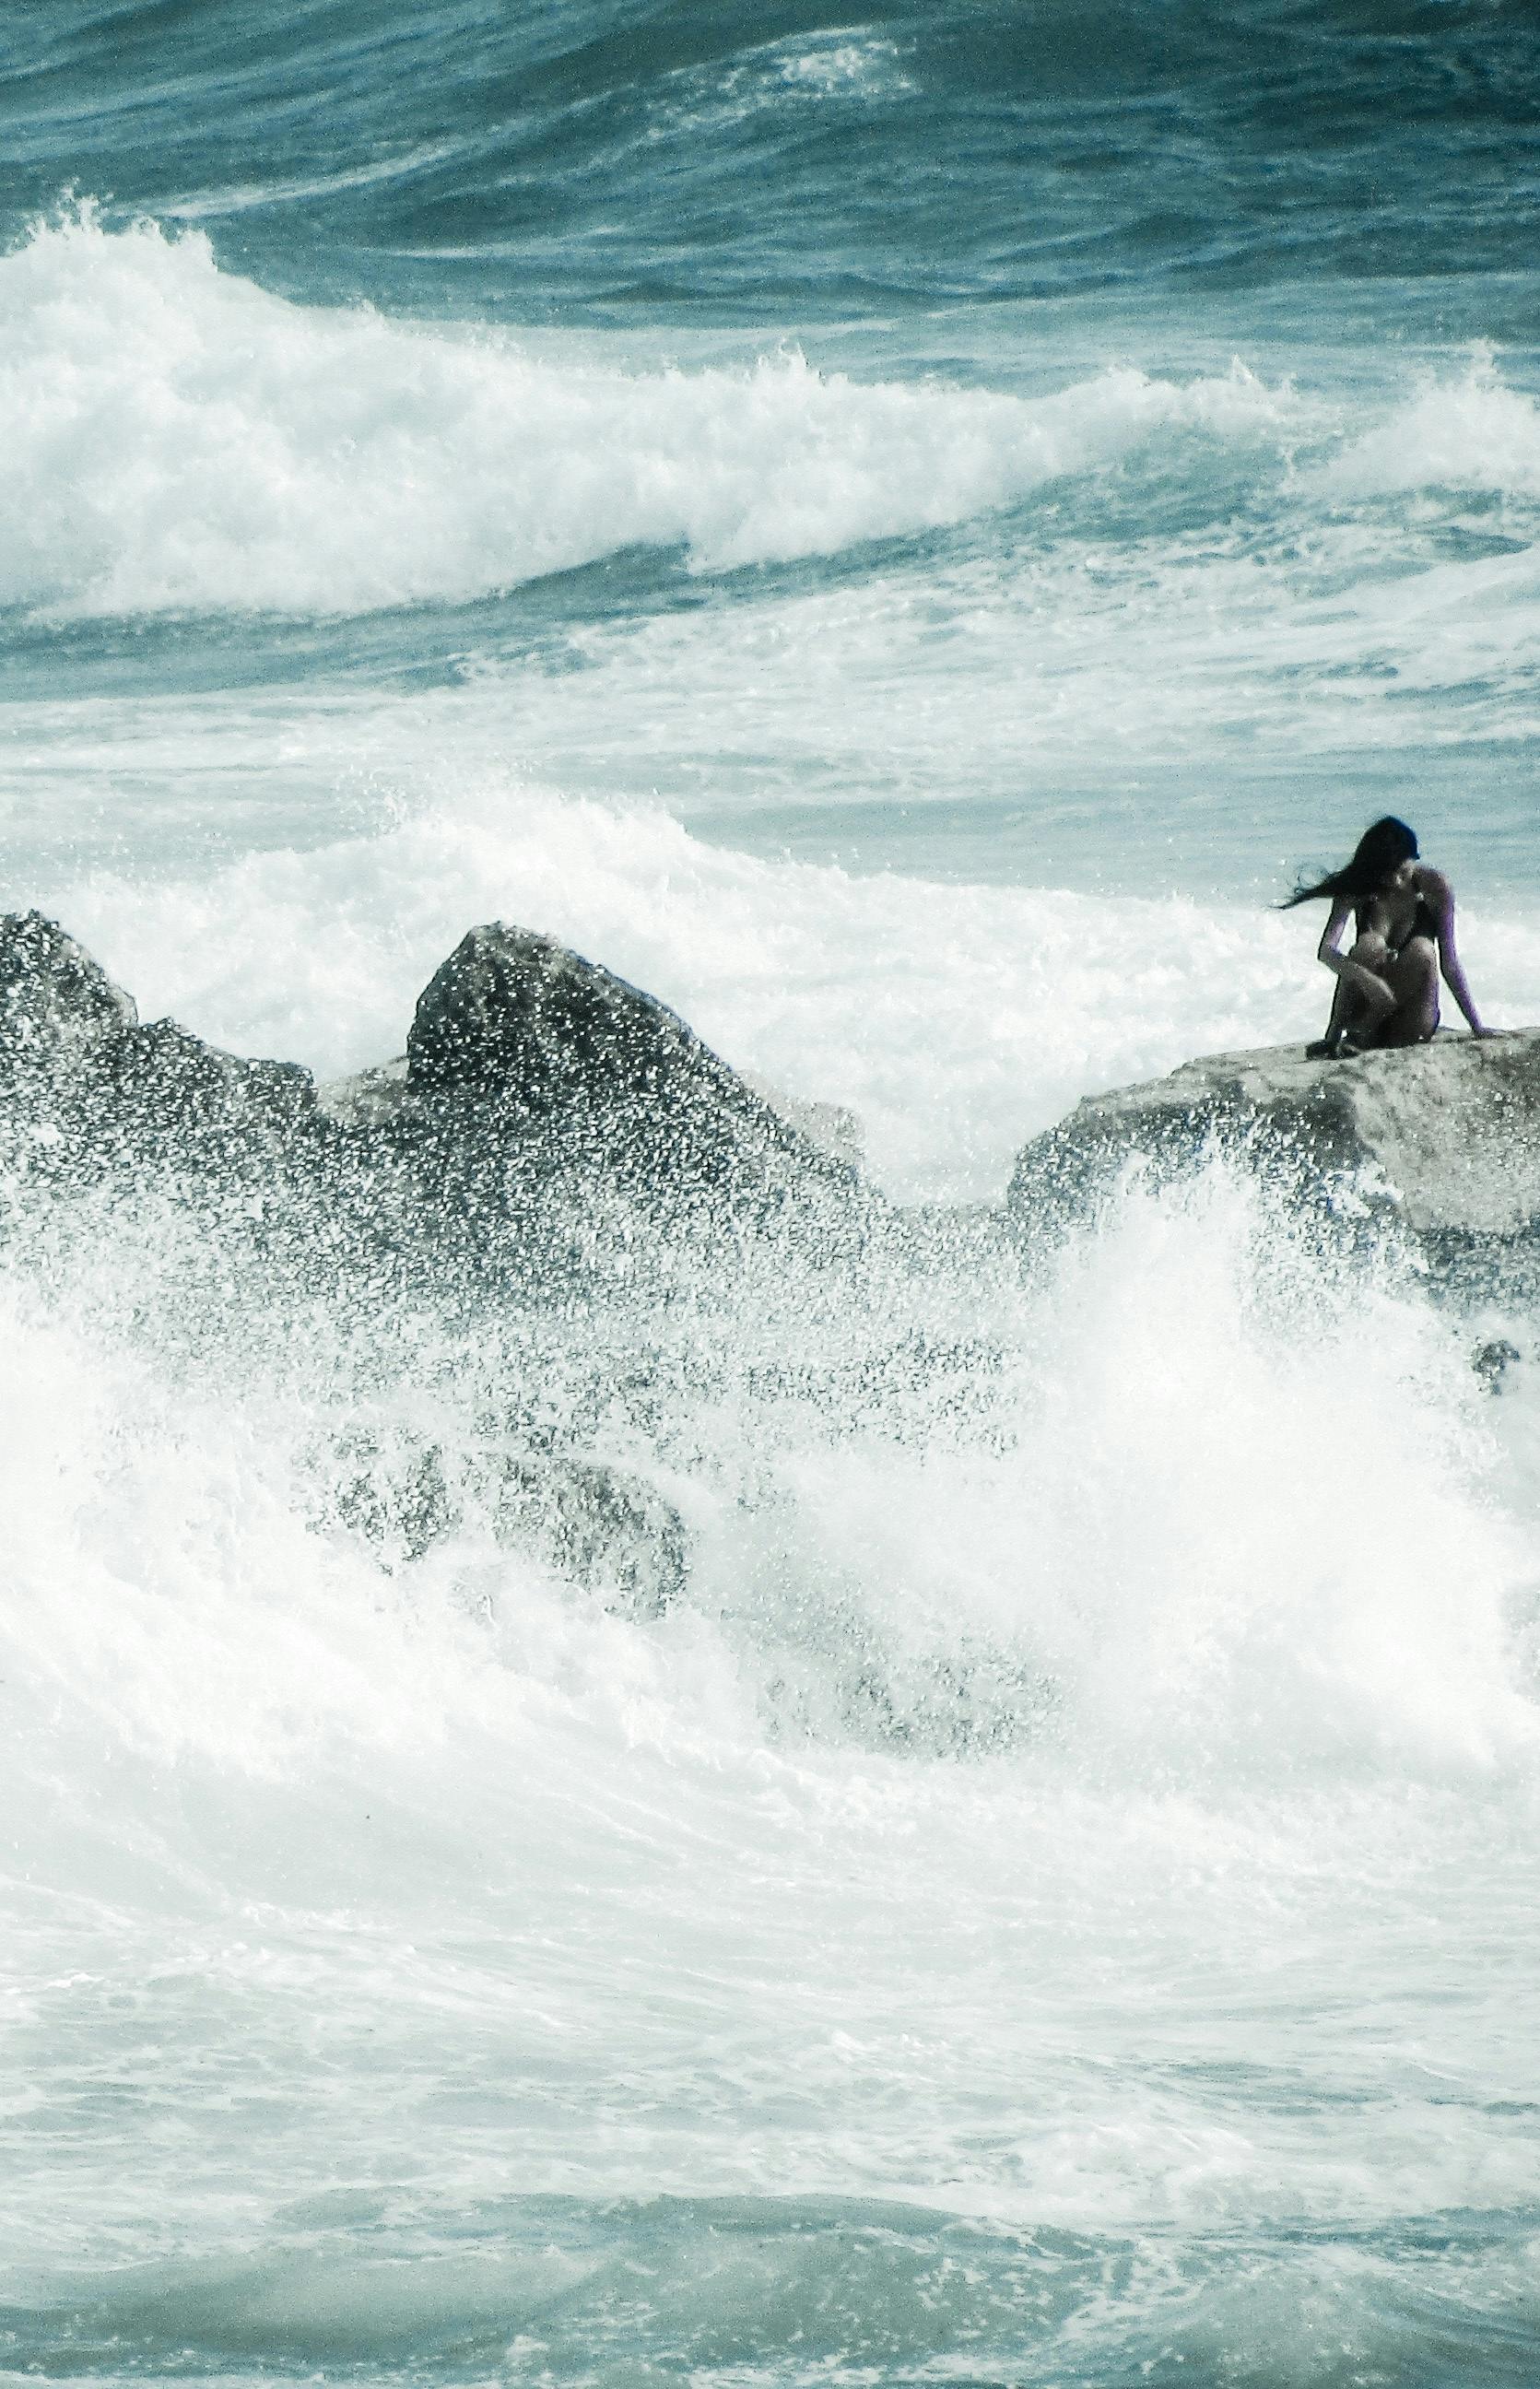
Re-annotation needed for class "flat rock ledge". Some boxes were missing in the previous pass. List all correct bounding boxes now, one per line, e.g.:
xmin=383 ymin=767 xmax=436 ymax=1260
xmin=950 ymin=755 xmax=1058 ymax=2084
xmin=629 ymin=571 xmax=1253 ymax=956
xmin=1009 ymin=1030 xmax=1540 ymax=1238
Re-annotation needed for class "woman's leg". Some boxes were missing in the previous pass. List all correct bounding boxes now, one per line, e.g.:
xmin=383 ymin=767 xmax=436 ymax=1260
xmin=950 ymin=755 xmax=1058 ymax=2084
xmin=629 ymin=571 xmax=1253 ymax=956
xmin=1370 ymin=936 xmax=1440 ymax=1046
xmin=1314 ymin=933 xmax=1393 ymax=1052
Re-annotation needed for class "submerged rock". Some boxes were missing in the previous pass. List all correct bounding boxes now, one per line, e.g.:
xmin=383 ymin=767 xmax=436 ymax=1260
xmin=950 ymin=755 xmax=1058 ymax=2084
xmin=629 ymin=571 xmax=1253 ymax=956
xmin=488 ymin=1454 xmax=688 ymax=1618
xmin=1472 ymin=1337 xmax=1522 ymax=1393
xmin=318 ymin=1428 xmax=688 ymax=1618
xmin=1009 ymin=1030 xmax=1540 ymax=1237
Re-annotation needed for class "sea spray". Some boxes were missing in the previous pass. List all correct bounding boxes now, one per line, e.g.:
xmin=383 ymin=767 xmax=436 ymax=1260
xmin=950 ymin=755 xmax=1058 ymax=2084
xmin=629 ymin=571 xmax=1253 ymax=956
xmin=4 ymin=1122 xmax=1539 ymax=2375
xmin=1 ymin=927 xmax=1536 ymax=2377
xmin=4 ymin=1112 xmax=1530 ymax=1797
xmin=8 ymin=5 xmax=1540 ymax=2372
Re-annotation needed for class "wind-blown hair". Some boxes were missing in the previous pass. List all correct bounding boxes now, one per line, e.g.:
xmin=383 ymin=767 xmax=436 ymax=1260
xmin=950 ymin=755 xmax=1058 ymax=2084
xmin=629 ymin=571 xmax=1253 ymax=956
xmin=1282 ymin=816 xmax=1419 ymax=910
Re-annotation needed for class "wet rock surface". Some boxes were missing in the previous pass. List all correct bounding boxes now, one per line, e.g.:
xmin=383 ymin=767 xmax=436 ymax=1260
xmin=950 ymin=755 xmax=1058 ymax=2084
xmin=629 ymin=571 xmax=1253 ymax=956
xmin=0 ymin=911 xmax=137 ymax=1078
xmin=400 ymin=923 xmax=856 ymax=1201
xmin=0 ymin=911 xmax=321 ymax=1196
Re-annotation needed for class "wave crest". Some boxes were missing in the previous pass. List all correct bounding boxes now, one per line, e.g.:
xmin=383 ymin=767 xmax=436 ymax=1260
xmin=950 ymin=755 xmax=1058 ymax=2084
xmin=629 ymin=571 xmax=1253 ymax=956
xmin=0 ymin=210 xmax=1299 ymax=618
xmin=1317 ymin=353 xmax=1540 ymax=501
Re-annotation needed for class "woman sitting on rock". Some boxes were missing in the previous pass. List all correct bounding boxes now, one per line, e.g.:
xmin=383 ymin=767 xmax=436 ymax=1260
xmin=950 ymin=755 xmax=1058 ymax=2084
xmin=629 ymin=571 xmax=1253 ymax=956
xmin=1285 ymin=815 xmax=1494 ymax=1056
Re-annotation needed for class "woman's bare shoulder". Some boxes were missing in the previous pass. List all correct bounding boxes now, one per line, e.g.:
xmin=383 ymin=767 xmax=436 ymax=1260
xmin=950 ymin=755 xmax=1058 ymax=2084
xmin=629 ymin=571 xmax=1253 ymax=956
xmin=1416 ymin=863 xmax=1455 ymax=904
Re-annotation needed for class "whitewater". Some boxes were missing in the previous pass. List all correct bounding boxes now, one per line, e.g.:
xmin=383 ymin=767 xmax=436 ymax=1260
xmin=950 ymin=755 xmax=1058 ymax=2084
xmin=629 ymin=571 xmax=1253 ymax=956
xmin=5 ymin=4 xmax=1540 ymax=2381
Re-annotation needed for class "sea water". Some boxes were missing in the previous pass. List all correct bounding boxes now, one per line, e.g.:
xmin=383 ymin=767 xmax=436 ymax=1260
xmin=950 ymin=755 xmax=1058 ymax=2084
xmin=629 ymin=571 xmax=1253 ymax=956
xmin=4 ymin=5 xmax=1540 ymax=2382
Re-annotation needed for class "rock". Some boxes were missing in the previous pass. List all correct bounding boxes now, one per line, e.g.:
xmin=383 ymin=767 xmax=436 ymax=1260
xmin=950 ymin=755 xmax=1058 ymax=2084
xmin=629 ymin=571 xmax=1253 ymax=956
xmin=108 ymin=1019 xmax=316 ymax=1148
xmin=0 ymin=911 xmax=136 ymax=1091
xmin=1009 ymin=1030 xmax=1540 ymax=1237
xmin=402 ymin=922 xmax=860 ymax=1203
xmin=1472 ymin=1337 xmax=1522 ymax=1393
xmin=323 ymin=1430 xmax=460 ymax=1562
xmin=407 ymin=925 xmax=595 ymax=1100
xmin=488 ymin=1455 xmax=688 ymax=1618
xmin=0 ymin=910 xmax=315 ymax=1147
xmin=0 ymin=913 xmax=866 ymax=1283
xmin=406 ymin=924 xmax=711 ymax=1108
xmin=316 ymin=1428 xmax=688 ymax=1617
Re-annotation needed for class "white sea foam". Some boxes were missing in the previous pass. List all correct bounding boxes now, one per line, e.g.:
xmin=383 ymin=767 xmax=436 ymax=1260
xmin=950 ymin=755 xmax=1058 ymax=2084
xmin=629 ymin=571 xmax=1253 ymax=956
xmin=3 ymin=1149 xmax=1533 ymax=1801
xmin=1007 ymin=1162 xmax=1536 ymax=1781
xmin=0 ymin=211 xmax=1303 ymax=618
xmin=1319 ymin=353 xmax=1540 ymax=500
xmin=4 ymin=1099 xmax=1537 ymax=2290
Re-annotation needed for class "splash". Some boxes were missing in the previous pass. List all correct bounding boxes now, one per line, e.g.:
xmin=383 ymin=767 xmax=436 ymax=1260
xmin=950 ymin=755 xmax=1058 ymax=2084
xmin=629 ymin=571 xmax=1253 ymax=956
xmin=1317 ymin=348 xmax=1540 ymax=501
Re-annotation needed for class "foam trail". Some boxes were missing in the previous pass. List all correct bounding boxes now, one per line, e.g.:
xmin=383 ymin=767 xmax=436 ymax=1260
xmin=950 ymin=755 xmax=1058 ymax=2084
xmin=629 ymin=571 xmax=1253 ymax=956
xmin=0 ymin=211 xmax=1304 ymax=618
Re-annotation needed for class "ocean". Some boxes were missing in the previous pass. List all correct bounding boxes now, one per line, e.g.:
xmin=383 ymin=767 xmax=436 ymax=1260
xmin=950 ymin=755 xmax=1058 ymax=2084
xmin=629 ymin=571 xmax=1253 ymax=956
xmin=4 ymin=4 xmax=1540 ymax=2381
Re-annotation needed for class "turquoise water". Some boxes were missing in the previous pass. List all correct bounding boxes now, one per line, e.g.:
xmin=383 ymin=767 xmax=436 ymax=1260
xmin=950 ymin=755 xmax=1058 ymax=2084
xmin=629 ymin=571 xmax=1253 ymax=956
xmin=4 ymin=6 xmax=1540 ymax=2382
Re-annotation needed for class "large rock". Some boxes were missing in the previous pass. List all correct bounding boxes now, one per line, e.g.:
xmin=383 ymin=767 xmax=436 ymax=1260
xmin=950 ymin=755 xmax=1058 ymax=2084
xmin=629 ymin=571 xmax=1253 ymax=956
xmin=1009 ymin=1030 xmax=1540 ymax=1236
xmin=407 ymin=924 xmax=644 ymax=1101
xmin=398 ymin=923 xmax=859 ymax=1203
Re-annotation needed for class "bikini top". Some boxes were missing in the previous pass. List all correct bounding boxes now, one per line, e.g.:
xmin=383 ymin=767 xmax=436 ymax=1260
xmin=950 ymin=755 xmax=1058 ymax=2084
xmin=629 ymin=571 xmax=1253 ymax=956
xmin=1356 ymin=894 xmax=1440 ymax=952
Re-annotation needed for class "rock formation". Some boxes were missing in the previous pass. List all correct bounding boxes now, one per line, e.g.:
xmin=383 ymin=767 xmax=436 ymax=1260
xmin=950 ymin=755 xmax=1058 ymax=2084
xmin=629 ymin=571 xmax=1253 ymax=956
xmin=0 ymin=912 xmax=865 ymax=1274
xmin=318 ymin=1428 xmax=689 ymax=1619
xmin=346 ymin=921 xmax=861 ymax=1203
xmin=1009 ymin=1030 xmax=1540 ymax=1237
xmin=0 ymin=909 xmax=316 ymax=1181
xmin=0 ymin=911 xmax=136 ymax=1074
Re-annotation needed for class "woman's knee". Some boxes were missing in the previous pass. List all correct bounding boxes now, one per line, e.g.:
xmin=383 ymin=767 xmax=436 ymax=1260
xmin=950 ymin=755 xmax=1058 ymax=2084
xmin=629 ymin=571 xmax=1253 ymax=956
xmin=1392 ymin=936 xmax=1438 ymax=997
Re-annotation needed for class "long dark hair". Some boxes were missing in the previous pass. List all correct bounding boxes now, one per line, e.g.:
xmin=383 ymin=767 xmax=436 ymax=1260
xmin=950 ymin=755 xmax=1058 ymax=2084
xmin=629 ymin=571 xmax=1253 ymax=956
xmin=1282 ymin=816 xmax=1418 ymax=910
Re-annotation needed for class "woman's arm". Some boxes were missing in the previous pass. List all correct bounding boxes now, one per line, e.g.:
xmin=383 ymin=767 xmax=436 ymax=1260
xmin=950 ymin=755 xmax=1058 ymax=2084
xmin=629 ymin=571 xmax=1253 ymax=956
xmin=1317 ymin=898 xmax=1396 ymax=1019
xmin=1423 ymin=870 xmax=1495 ymax=1036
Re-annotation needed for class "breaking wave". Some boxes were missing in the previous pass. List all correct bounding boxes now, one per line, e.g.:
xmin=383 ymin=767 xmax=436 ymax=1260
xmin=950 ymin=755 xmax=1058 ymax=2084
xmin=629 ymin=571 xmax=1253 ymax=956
xmin=0 ymin=211 xmax=1306 ymax=618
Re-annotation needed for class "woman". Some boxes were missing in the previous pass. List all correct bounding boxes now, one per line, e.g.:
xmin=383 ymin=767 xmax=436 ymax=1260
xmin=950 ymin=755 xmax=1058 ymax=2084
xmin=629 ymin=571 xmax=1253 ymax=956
xmin=1284 ymin=816 xmax=1494 ymax=1056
